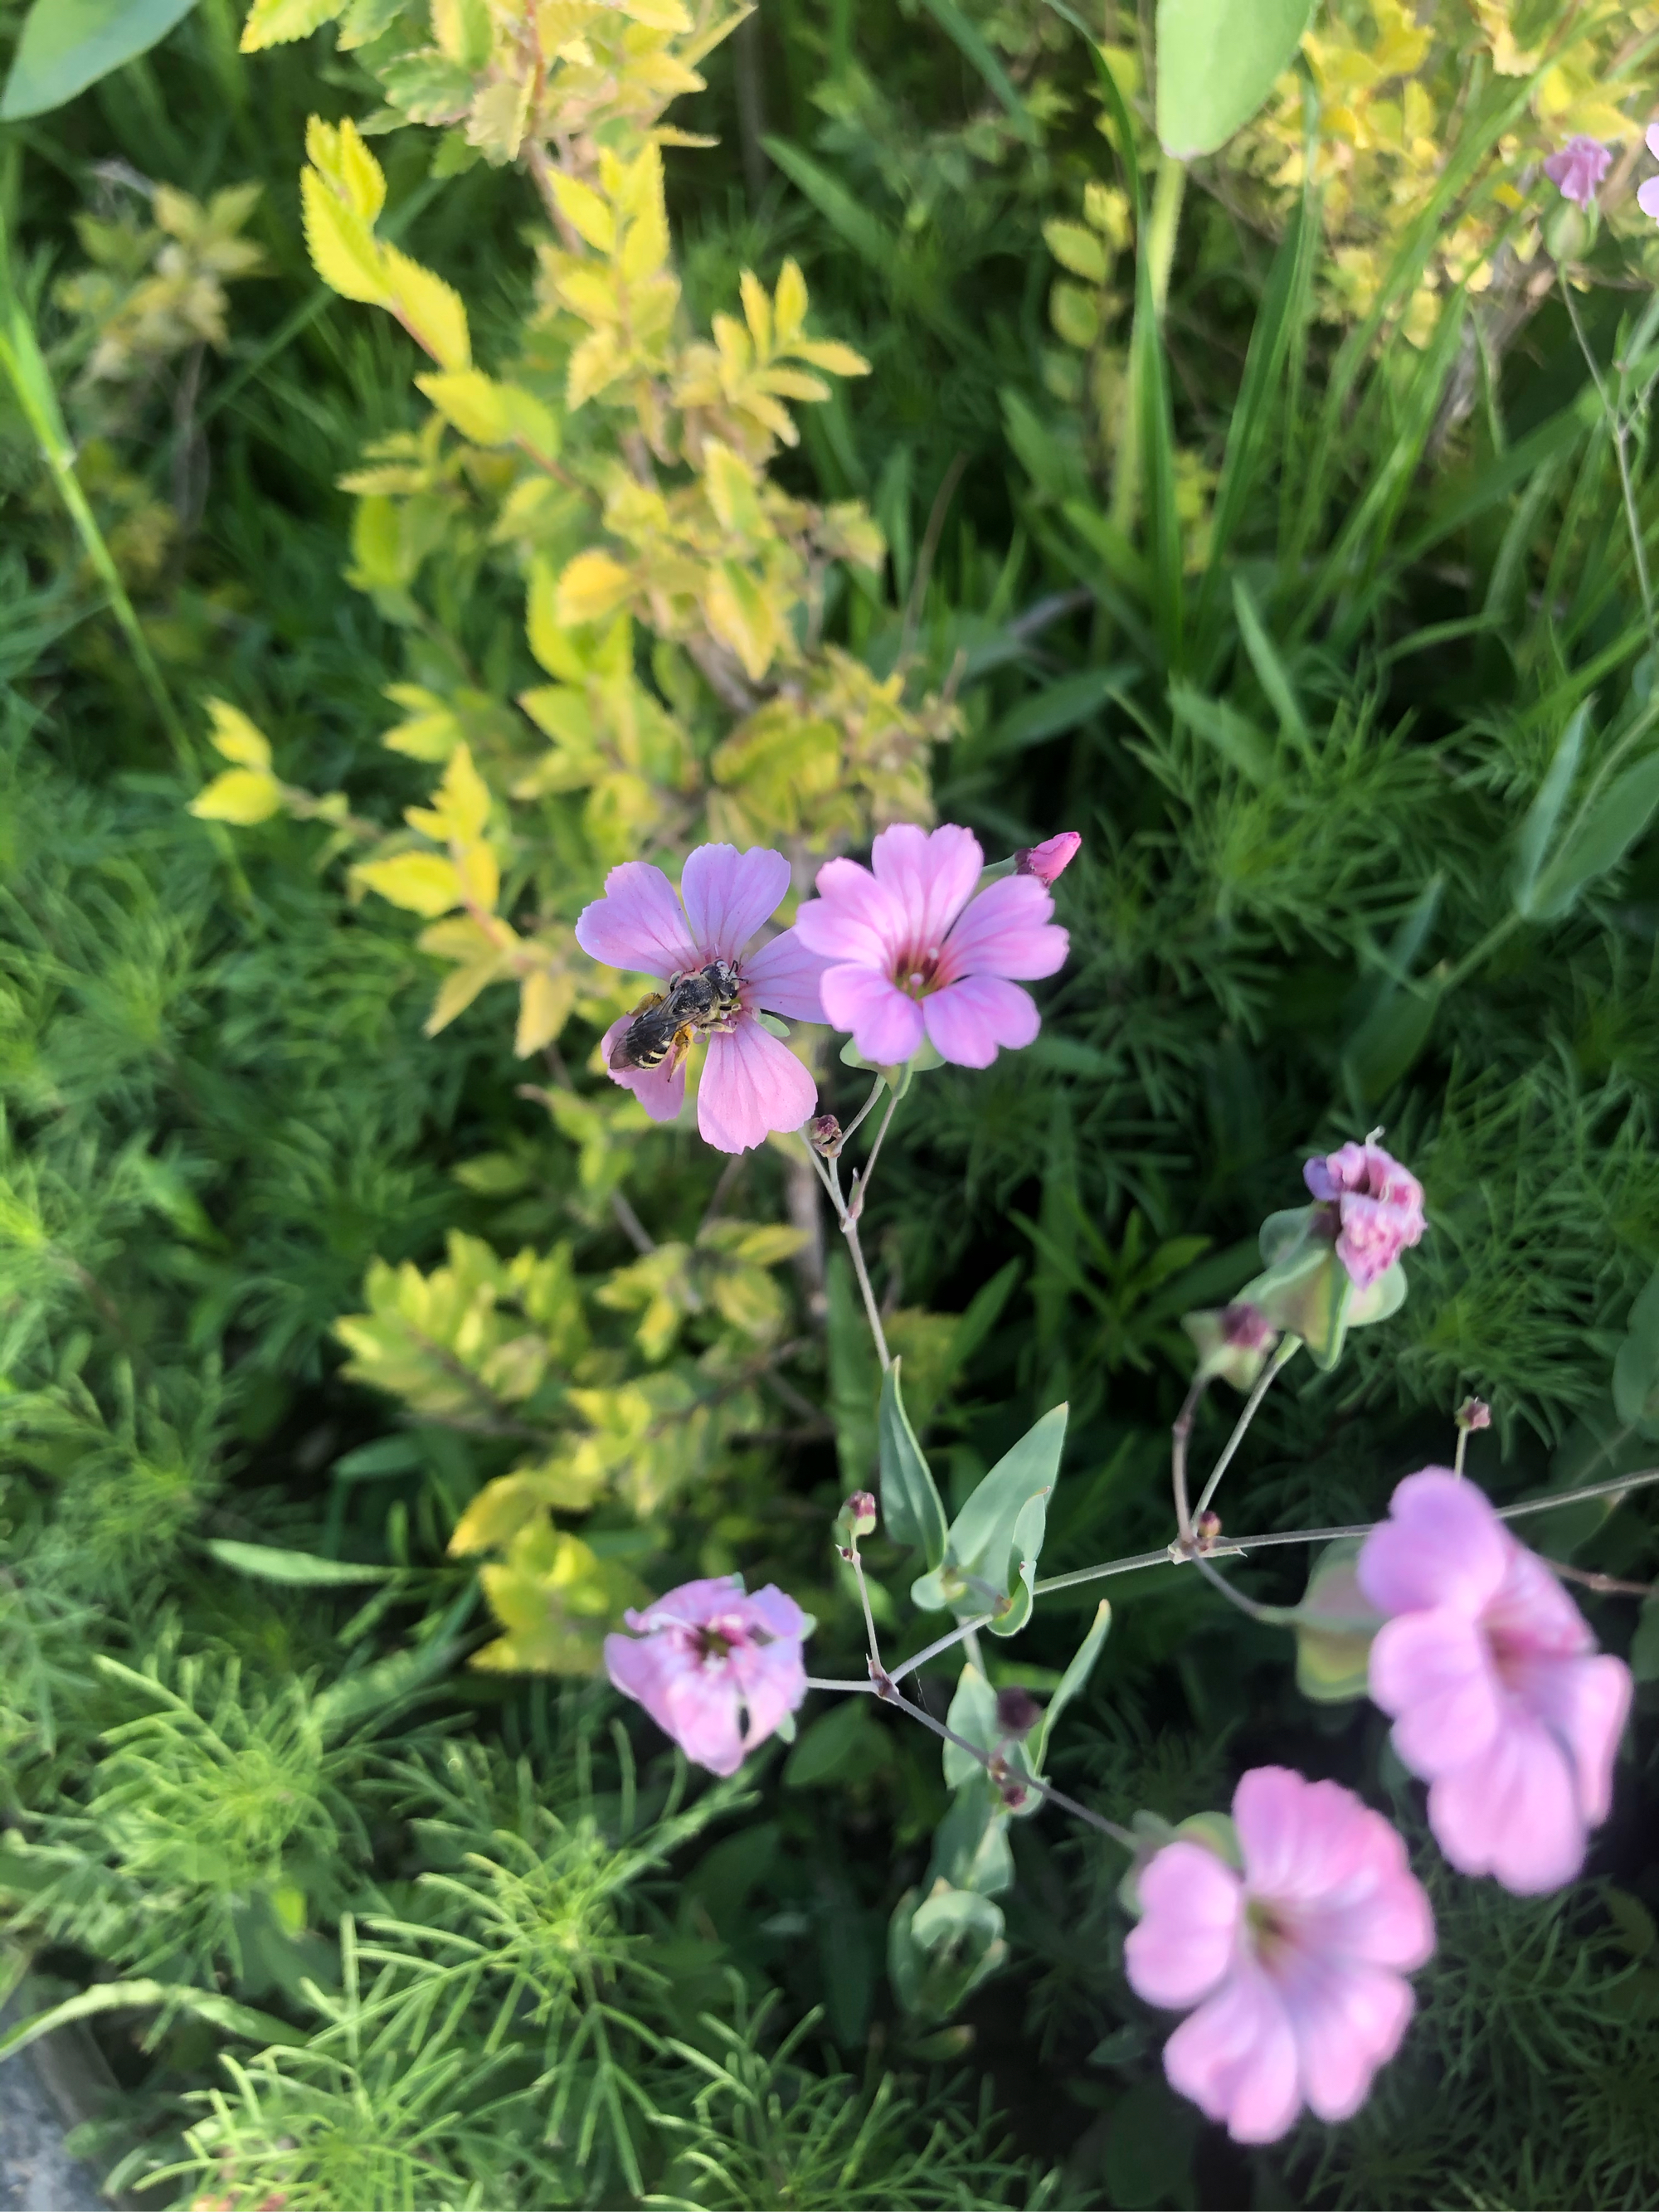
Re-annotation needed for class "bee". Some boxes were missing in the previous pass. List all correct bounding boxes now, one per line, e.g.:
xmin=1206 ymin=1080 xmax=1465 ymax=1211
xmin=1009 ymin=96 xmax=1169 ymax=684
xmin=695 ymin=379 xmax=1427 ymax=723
xmin=609 ymin=960 xmax=742 ymax=1073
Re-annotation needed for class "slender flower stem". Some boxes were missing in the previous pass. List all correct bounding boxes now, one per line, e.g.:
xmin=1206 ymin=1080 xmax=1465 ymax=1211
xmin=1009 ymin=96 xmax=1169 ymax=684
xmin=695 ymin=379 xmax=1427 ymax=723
xmin=838 ymin=1074 xmax=887 ymax=1151
xmin=1453 ymin=1424 xmax=1470 ymax=1479
xmin=1562 ymin=267 xmax=1656 ymax=640
xmin=805 ymin=1675 xmax=876 ymax=1693
xmin=1193 ymin=1337 xmax=1299 ymax=1524
xmin=844 ymin=1543 xmax=885 ymax=1674
xmin=1170 ymin=1374 xmax=1205 ymax=1544
xmin=843 ymin=1214 xmax=893 ymax=1371
xmin=886 ymin=1613 xmax=998 ymax=1688
xmin=876 ymin=1678 xmax=1135 ymax=1850
xmin=847 ymin=1087 xmax=902 ymax=1223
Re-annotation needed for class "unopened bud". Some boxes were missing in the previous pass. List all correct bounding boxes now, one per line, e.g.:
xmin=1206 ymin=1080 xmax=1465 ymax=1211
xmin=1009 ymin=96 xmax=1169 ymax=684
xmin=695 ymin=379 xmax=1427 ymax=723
xmin=846 ymin=1490 xmax=878 ymax=1536
xmin=1455 ymin=1396 xmax=1491 ymax=1432
xmin=1014 ymin=830 xmax=1082 ymax=886
xmin=809 ymin=1113 xmax=843 ymax=1158
xmin=995 ymin=1685 xmax=1044 ymax=1738
xmin=1195 ymin=1510 xmax=1223 ymax=1547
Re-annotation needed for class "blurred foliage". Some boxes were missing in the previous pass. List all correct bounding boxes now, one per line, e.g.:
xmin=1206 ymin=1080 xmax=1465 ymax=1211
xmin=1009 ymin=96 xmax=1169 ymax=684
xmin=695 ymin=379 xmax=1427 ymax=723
xmin=0 ymin=0 xmax=1657 ymax=2205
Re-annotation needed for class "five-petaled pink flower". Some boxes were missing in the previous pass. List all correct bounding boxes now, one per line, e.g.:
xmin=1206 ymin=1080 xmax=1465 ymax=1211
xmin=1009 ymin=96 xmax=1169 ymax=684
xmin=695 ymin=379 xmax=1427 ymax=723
xmin=1359 ymin=1471 xmax=1632 ymax=1895
xmin=575 ymin=844 xmax=825 ymax=1154
xmin=604 ymin=1574 xmax=811 ymax=1777
xmin=1639 ymin=124 xmax=1659 ymax=222
xmin=1014 ymin=831 xmax=1082 ymax=885
xmin=792 ymin=823 xmax=1068 ymax=1068
xmin=1544 ymin=135 xmax=1612 ymax=209
xmin=1125 ymin=1768 xmax=1433 ymax=2144
xmin=1303 ymin=1139 xmax=1425 ymax=1291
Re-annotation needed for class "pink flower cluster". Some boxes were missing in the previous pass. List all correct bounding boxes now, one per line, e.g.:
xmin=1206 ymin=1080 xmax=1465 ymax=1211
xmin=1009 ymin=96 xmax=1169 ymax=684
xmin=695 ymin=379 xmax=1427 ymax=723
xmin=1304 ymin=1139 xmax=1425 ymax=1291
xmin=575 ymin=825 xmax=1078 ymax=1151
xmin=1544 ymin=134 xmax=1612 ymax=210
xmin=1125 ymin=1768 xmax=1433 ymax=2143
xmin=604 ymin=1575 xmax=810 ymax=1777
xmin=1358 ymin=1471 xmax=1632 ymax=1894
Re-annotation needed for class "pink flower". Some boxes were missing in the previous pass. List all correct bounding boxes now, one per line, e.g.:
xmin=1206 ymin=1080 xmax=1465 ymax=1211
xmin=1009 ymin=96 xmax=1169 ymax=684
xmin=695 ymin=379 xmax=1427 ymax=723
xmin=1125 ymin=1768 xmax=1433 ymax=2144
xmin=1358 ymin=1471 xmax=1632 ymax=1895
xmin=603 ymin=1574 xmax=810 ymax=1777
xmin=792 ymin=823 xmax=1068 ymax=1069
xmin=1014 ymin=831 xmax=1082 ymax=885
xmin=1303 ymin=1139 xmax=1425 ymax=1291
xmin=1544 ymin=135 xmax=1612 ymax=209
xmin=1640 ymin=124 xmax=1659 ymax=221
xmin=574 ymin=844 xmax=825 ymax=1154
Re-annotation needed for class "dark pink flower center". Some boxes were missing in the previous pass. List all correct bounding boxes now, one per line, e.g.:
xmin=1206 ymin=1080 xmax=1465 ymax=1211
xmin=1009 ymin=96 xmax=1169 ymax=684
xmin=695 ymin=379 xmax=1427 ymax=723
xmin=893 ymin=943 xmax=949 ymax=999
xmin=695 ymin=1626 xmax=737 ymax=1663
xmin=1244 ymin=1894 xmax=1301 ymax=1972
xmin=1483 ymin=1621 xmax=1537 ymax=1694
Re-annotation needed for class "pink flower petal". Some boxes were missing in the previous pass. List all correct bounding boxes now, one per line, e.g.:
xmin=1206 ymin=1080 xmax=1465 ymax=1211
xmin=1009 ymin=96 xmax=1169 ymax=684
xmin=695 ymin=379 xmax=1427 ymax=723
xmin=1370 ymin=1610 xmax=1503 ymax=1777
xmin=820 ymin=963 xmax=926 ymax=1065
xmin=575 ymin=862 xmax=698 ymax=978
xmin=940 ymin=875 xmax=1068 ymax=983
xmin=742 ymin=928 xmax=829 ymax=1022
xmin=869 ymin=823 xmax=984 ymax=948
xmin=698 ymin=1014 xmax=817 ymax=1152
xmin=599 ymin=1015 xmax=687 ymax=1124
xmin=1357 ymin=1469 xmax=1511 ymax=1617
xmin=1485 ymin=1544 xmax=1595 ymax=1660
xmin=1162 ymin=1970 xmax=1302 ymax=2144
xmin=1309 ymin=1830 xmax=1437 ymax=1974
xmin=1287 ymin=1957 xmax=1414 ymax=2124
xmin=1427 ymin=1714 xmax=1587 ymax=1893
xmin=1125 ymin=1840 xmax=1243 ymax=2008
xmin=744 ymin=1584 xmax=810 ymax=1641
xmin=922 ymin=975 xmax=1039 ymax=1067
xmin=626 ymin=1575 xmax=745 ymax=1633
xmin=1639 ymin=175 xmax=1659 ymax=220
xmin=679 ymin=843 xmax=791 ymax=960
xmin=793 ymin=860 xmax=909 ymax=967
xmin=659 ymin=1664 xmax=747 ymax=1776
xmin=1515 ymin=1650 xmax=1632 ymax=1828
xmin=728 ymin=1635 xmax=808 ymax=1746
xmin=1235 ymin=1768 xmax=1366 ymax=1900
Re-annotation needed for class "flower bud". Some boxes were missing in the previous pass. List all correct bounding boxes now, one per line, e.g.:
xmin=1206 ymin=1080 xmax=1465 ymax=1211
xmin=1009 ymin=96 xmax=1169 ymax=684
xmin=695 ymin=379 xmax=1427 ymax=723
xmin=1195 ymin=1510 xmax=1223 ymax=1547
xmin=995 ymin=1685 xmax=1044 ymax=1739
xmin=809 ymin=1112 xmax=843 ymax=1158
xmin=1014 ymin=830 xmax=1082 ymax=886
xmin=846 ymin=1490 xmax=878 ymax=1536
xmin=1455 ymin=1396 xmax=1491 ymax=1432
xmin=1183 ymin=1301 xmax=1279 ymax=1392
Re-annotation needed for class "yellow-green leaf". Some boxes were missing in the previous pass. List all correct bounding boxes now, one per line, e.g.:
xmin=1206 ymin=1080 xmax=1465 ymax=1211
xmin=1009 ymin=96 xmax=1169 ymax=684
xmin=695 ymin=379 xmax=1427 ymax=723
xmin=417 ymin=368 xmax=512 ymax=444
xmin=516 ymin=965 xmax=576 ymax=1054
xmin=190 ymin=769 xmax=284 ymax=825
xmin=703 ymin=440 xmax=763 ymax=536
xmin=1044 ymin=218 xmax=1109 ymax=284
xmin=704 ymin=561 xmax=780 ymax=683
xmin=774 ymin=256 xmax=808 ymax=344
xmin=304 ymin=113 xmax=386 ymax=223
xmin=241 ymin=0 xmax=346 ymax=51
xmin=355 ymin=850 xmax=464 ymax=916
xmin=739 ymin=267 xmax=772 ymax=356
xmin=382 ymin=243 xmax=471 ymax=368
xmin=548 ymin=172 xmax=615 ymax=253
xmin=556 ymin=549 xmax=635 ymax=626
xmin=205 ymin=698 xmax=272 ymax=771
xmin=299 ymin=168 xmax=388 ymax=306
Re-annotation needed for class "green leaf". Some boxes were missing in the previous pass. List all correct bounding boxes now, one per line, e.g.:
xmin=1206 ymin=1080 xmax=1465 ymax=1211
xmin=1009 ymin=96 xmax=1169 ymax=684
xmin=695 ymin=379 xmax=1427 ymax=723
xmin=1293 ymin=1538 xmax=1382 ymax=1703
xmin=940 ymin=1663 xmax=1000 ymax=1790
xmin=1155 ymin=0 xmax=1312 ymax=157
xmin=1170 ymin=680 xmax=1272 ymax=784
xmin=988 ymin=668 xmax=1116 ymax=755
xmin=912 ymin=1403 xmax=1067 ymax=1629
xmin=1613 ymin=1266 xmax=1659 ymax=1428
xmin=205 ymin=1539 xmax=394 ymax=1587
xmin=1134 ymin=229 xmax=1183 ymax=669
xmin=879 ymin=1360 xmax=949 ymax=1567
xmin=0 ymin=1980 xmax=300 ymax=2067
xmin=915 ymin=0 xmax=1038 ymax=143
xmin=1232 ymin=576 xmax=1306 ymax=742
xmin=784 ymin=1698 xmax=892 ymax=1788
xmin=1511 ymin=705 xmax=1588 ymax=917
xmin=827 ymin=1252 xmax=879 ymax=1495
xmin=1029 ymin=1599 xmax=1111 ymax=1772
xmin=2 ymin=0 xmax=200 ymax=120
xmin=1530 ymin=751 xmax=1659 ymax=921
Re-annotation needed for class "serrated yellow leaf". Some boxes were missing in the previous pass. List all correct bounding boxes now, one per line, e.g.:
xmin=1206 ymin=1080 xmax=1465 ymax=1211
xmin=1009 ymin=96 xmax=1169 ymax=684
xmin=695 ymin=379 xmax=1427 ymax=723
xmin=431 ymin=0 xmax=493 ymax=66
xmin=499 ymin=384 xmax=562 ymax=463
xmin=241 ymin=0 xmax=345 ymax=51
xmin=423 ymin=953 xmax=509 ymax=1035
xmin=703 ymin=440 xmax=763 ymax=536
xmin=300 ymin=169 xmax=389 ymax=306
xmin=382 ymin=244 xmax=471 ymax=368
xmin=438 ymin=741 xmax=492 ymax=842
xmin=739 ymin=268 xmax=772 ymax=357
xmin=355 ymin=850 xmax=464 ymax=916
xmin=516 ymin=965 xmax=577 ymax=1054
xmin=566 ymin=327 xmax=621 ymax=412
xmin=417 ymin=368 xmax=511 ymax=443
xmin=774 ymin=257 xmax=808 ymax=344
xmin=556 ymin=549 xmax=634 ymax=626
xmin=791 ymin=337 xmax=869 ymax=377
xmin=549 ymin=173 xmax=615 ymax=252
xmin=1044 ymin=218 xmax=1108 ymax=284
xmin=304 ymin=114 xmax=387 ymax=223
xmin=618 ymin=202 xmax=669 ymax=285
xmin=189 ymin=769 xmax=284 ymax=824
xmin=205 ymin=698 xmax=272 ymax=771
xmin=618 ymin=0 xmax=691 ymax=26
xmin=455 ymin=839 xmax=499 ymax=913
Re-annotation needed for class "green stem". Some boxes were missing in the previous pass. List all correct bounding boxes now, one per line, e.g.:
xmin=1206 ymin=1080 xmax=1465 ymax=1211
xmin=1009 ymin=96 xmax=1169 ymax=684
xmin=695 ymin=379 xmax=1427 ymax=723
xmin=1560 ymin=266 xmax=1655 ymax=643
xmin=1108 ymin=153 xmax=1186 ymax=541
xmin=1192 ymin=1336 xmax=1299 ymax=1524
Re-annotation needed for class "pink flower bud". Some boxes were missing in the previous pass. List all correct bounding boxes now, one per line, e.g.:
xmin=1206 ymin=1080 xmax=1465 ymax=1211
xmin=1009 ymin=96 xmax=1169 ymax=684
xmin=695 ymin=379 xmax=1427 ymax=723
xmin=1455 ymin=1396 xmax=1491 ymax=1432
xmin=846 ymin=1490 xmax=878 ymax=1536
xmin=1014 ymin=830 xmax=1082 ymax=885
xmin=1221 ymin=1300 xmax=1274 ymax=1350
xmin=809 ymin=1112 xmax=843 ymax=1157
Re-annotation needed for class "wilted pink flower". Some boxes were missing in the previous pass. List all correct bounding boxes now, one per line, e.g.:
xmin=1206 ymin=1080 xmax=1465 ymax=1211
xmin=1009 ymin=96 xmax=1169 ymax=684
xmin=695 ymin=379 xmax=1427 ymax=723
xmin=575 ymin=844 xmax=824 ymax=1154
xmin=1303 ymin=1139 xmax=1425 ymax=1291
xmin=1544 ymin=134 xmax=1612 ymax=209
xmin=1125 ymin=1768 xmax=1433 ymax=2143
xmin=1639 ymin=124 xmax=1659 ymax=221
xmin=603 ymin=1574 xmax=810 ymax=1777
xmin=1014 ymin=830 xmax=1082 ymax=885
xmin=1359 ymin=1470 xmax=1632 ymax=1894
xmin=792 ymin=823 xmax=1068 ymax=1068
